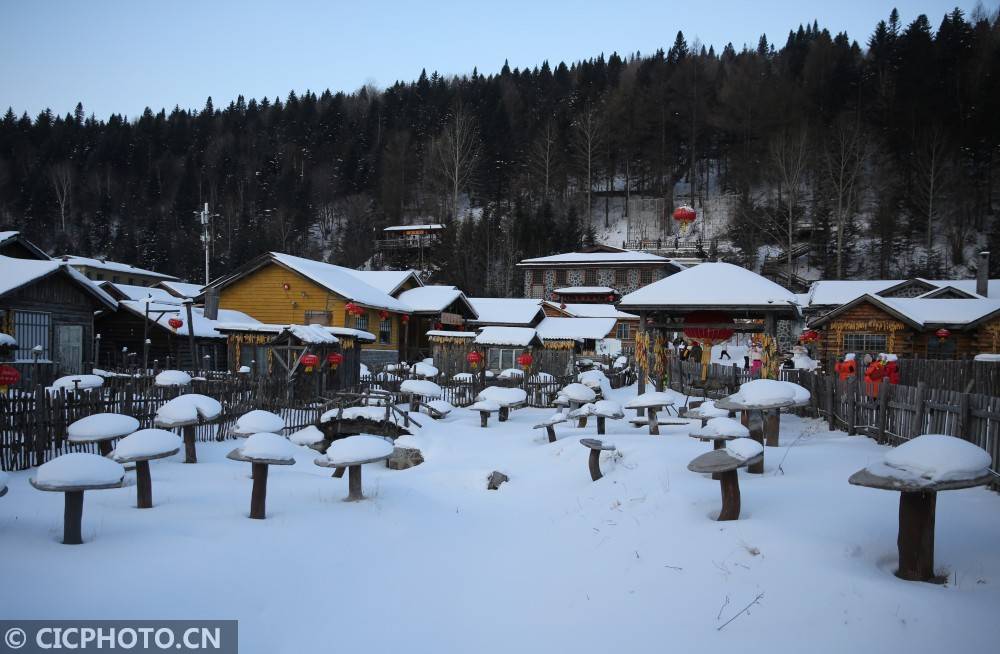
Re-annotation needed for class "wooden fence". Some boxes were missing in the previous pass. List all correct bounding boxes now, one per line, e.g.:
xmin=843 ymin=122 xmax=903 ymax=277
xmin=0 ymin=376 xmax=321 ymax=472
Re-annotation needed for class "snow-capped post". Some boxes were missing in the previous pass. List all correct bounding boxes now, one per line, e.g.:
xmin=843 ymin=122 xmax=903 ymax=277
xmin=30 ymin=453 xmax=125 ymax=544
xmin=67 ymin=413 xmax=140 ymax=457
xmin=227 ymin=433 xmax=297 ymax=519
xmin=687 ymin=439 xmax=762 ymax=521
xmin=315 ymin=435 xmax=394 ymax=501
xmin=624 ymin=391 xmax=675 ymax=436
xmin=580 ymin=438 xmax=616 ymax=481
xmin=848 ymin=434 xmax=993 ymax=582
xmin=534 ymin=412 xmax=567 ymax=443
xmin=112 ymin=429 xmax=182 ymax=509
xmin=154 ymin=394 xmax=223 ymax=464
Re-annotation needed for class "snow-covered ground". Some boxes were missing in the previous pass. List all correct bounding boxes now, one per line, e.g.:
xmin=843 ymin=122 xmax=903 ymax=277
xmin=1 ymin=383 xmax=999 ymax=653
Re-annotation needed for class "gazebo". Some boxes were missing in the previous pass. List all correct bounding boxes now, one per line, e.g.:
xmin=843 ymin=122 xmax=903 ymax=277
xmin=617 ymin=262 xmax=800 ymax=397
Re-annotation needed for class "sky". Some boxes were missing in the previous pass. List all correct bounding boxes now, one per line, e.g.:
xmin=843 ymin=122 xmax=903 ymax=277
xmin=0 ymin=0 xmax=979 ymax=120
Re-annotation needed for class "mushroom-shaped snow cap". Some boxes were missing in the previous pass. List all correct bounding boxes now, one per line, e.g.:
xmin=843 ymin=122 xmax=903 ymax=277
xmin=288 ymin=425 xmax=326 ymax=446
xmin=725 ymin=437 xmax=764 ymax=462
xmin=476 ymin=386 xmax=527 ymax=406
xmin=400 ymin=379 xmax=443 ymax=398
xmin=691 ymin=417 xmax=750 ymax=439
xmin=592 ymin=400 xmax=624 ymax=418
xmin=624 ymin=391 xmax=675 ymax=409
xmin=48 ymin=374 xmax=104 ymax=393
xmin=325 ymin=434 xmax=394 ymax=465
xmin=578 ymin=369 xmax=609 ymax=390
xmin=536 ymin=411 xmax=568 ymax=426
xmin=471 ymin=399 xmax=501 ymax=412
xmin=67 ymin=413 xmax=140 ymax=442
xmin=560 ymin=383 xmax=597 ymax=403
xmin=412 ymin=361 xmax=439 ymax=378
xmin=155 ymin=394 xmax=223 ymax=426
xmin=234 ymin=410 xmax=286 ymax=436
xmin=880 ymin=434 xmax=992 ymax=484
xmin=155 ymin=370 xmax=192 ymax=387
xmin=35 ymin=452 xmax=125 ymax=489
xmin=728 ymin=379 xmax=796 ymax=408
xmin=241 ymin=432 xmax=297 ymax=463
xmin=568 ymin=402 xmax=596 ymax=418
xmin=498 ymin=368 xmax=524 ymax=379
xmin=112 ymin=429 xmax=182 ymax=461
xmin=778 ymin=381 xmax=811 ymax=405
xmin=686 ymin=400 xmax=729 ymax=419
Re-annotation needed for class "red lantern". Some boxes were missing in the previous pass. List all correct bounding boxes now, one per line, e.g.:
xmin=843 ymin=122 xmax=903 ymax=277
xmin=326 ymin=352 xmax=344 ymax=370
xmin=517 ymin=351 xmax=534 ymax=371
xmin=401 ymin=314 xmax=409 ymax=324
xmin=300 ymin=353 xmax=319 ymax=373
xmin=799 ymin=329 xmax=820 ymax=344
xmin=672 ymin=205 xmax=697 ymax=234
xmin=683 ymin=311 xmax=735 ymax=347
xmin=282 ymin=282 xmax=291 ymax=291
xmin=935 ymin=328 xmax=951 ymax=340
xmin=345 ymin=302 xmax=362 ymax=317
xmin=606 ymin=294 xmax=615 ymax=302
xmin=379 ymin=310 xmax=389 ymax=320
xmin=466 ymin=350 xmax=483 ymax=370
xmin=168 ymin=317 xmax=183 ymax=330
xmin=0 ymin=364 xmax=21 ymax=387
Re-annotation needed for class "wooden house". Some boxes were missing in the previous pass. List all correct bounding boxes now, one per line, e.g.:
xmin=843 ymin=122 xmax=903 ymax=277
xmin=517 ymin=245 xmax=680 ymax=301
xmin=0 ymin=231 xmax=51 ymax=260
xmin=57 ymin=254 xmax=178 ymax=286
xmin=0 ymin=255 xmax=118 ymax=385
xmin=808 ymin=294 xmax=1000 ymax=360
xmin=467 ymin=297 xmax=545 ymax=328
xmin=543 ymin=301 xmax=639 ymax=343
xmin=205 ymin=252 xmax=413 ymax=366
xmin=395 ymin=285 xmax=478 ymax=360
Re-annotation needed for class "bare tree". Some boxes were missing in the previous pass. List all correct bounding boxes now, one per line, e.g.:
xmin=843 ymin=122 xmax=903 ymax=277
xmin=433 ymin=106 xmax=481 ymax=220
xmin=529 ymin=119 xmax=559 ymax=200
xmin=822 ymin=118 xmax=868 ymax=278
xmin=49 ymin=161 xmax=73 ymax=232
xmin=572 ymin=102 xmax=603 ymax=227
xmin=769 ymin=128 xmax=809 ymax=282
xmin=912 ymin=127 xmax=954 ymax=263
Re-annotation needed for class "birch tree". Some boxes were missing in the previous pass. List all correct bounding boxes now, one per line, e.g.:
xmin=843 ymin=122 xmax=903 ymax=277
xmin=49 ymin=162 xmax=73 ymax=232
xmin=823 ymin=118 xmax=867 ymax=278
xmin=572 ymin=103 xmax=602 ymax=227
xmin=434 ymin=106 xmax=480 ymax=220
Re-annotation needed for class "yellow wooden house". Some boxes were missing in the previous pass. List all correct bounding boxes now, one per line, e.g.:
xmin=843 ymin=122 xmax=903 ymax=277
xmin=206 ymin=252 xmax=416 ymax=365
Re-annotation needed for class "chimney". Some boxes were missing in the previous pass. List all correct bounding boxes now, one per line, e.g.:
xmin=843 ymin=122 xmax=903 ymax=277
xmin=977 ymin=251 xmax=990 ymax=297
xmin=203 ymin=288 xmax=219 ymax=320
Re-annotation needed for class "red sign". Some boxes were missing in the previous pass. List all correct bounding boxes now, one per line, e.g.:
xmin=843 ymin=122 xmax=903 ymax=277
xmin=0 ymin=365 xmax=21 ymax=386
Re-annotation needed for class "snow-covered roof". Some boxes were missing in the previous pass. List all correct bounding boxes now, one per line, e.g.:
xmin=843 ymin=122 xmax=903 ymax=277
xmin=157 ymin=281 xmax=204 ymax=298
xmin=267 ymin=253 xmax=410 ymax=312
xmin=0 ymin=231 xmax=50 ymax=259
xmin=468 ymin=297 xmax=543 ymax=325
xmin=474 ymin=326 xmax=542 ymax=347
xmin=873 ymin=296 xmax=1000 ymax=328
xmin=102 ymin=282 xmax=181 ymax=304
xmin=283 ymin=324 xmax=339 ymax=344
xmin=57 ymin=255 xmax=178 ymax=280
xmin=118 ymin=300 xmax=259 ymax=339
xmin=555 ymin=286 xmax=616 ymax=294
xmin=0 ymin=255 xmax=117 ymax=308
xmin=214 ymin=322 xmax=376 ymax=342
xmin=426 ymin=330 xmax=475 ymax=339
xmin=535 ymin=317 xmax=617 ymax=341
xmin=520 ymin=250 xmax=669 ymax=265
xmin=397 ymin=285 xmax=477 ymax=316
xmin=618 ymin=262 xmax=799 ymax=312
xmin=804 ymin=278 xmax=1000 ymax=308
xmin=343 ymin=268 xmax=422 ymax=295
xmin=545 ymin=302 xmax=637 ymax=319
xmin=383 ymin=224 xmax=444 ymax=232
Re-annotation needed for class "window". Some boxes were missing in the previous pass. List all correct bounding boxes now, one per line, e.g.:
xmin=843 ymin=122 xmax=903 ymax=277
xmin=532 ymin=269 xmax=544 ymax=284
xmin=354 ymin=313 xmax=369 ymax=332
xmin=555 ymin=270 xmax=567 ymax=286
xmin=584 ymin=269 xmax=597 ymax=286
xmin=304 ymin=310 xmax=329 ymax=326
xmin=615 ymin=269 xmax=627 ymax=287
xmin=616 ymin=322 xmax=630 ymax=340
xmin=112 ymin=275 xmax=120 ymax=283
xmin=379 ymin=318 xmax=392 ymax=344
xmin=640 ymin=269 xmax=653 ymax=285
xmin=487 ymin=347 xmax=516 ymax=370
xmin=926 ymin=337 xmax=956 ymax=359
xmin=842 ymin=333 xmax=888 ymax=354
xmin=95 ymin=273 xmax=104 ymax=281
xmin=13 ymin=310 xmax=50 ymax=361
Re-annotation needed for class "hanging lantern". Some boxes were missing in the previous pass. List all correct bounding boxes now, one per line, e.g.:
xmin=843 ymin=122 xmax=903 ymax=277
xmin=466 ymin=350 xmax=483 ymax=370
xmin=517 ymin=351 xmax=534 ymax=371
xmin=401 ymin=314 xmax=409 ymax=324
xmin=935 ymin=328 xmax=951 ymax=340
xmin=300 ymin=353 xmax=319 ymax=373
xmin=326 ymin=352 xmax=344 ymax=370
xmin=282 ymin=282 xmax=291 ymax=291
xmin=434 ymin=321 xmax=443 ymax=331
xmin=379 ymin=310 xmax=390 ymax=321
xmin=0 ymin=364 xmax=21 ymax=391
xmin=168 ymin=317 xmax=183 ymax=330
xmin=683 ymin=310 xmax=735 ymax=380
xmin=672 ymin=205 xmax=697 ymax=235
xmin=799 ymin=329 xmax=820 ymax=344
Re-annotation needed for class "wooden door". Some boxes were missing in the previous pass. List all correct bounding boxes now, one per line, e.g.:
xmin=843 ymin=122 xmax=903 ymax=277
xmin=56 ymin=324 xmax=83 ymax=374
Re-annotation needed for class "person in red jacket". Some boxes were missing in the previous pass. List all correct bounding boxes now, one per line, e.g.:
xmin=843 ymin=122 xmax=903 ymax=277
xmin=835 ymin=353 xmax=856 ymax=381
xmin=884 ymin=353 xmax=900 ymax=385
xmin=865 ymin=355 xmax=886 ymax=397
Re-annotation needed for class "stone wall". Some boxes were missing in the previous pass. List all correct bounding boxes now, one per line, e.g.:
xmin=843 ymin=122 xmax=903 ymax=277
xmin=522 ymin=266 xmax=668 ymax=300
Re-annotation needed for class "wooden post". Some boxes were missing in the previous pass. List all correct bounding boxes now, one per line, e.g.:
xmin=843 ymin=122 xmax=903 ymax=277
xmin=182 ymin=424 xmax=197 ymax=464
xmin=826 ymin=378 xmax=835 ymax=432
xmin=588 ymin=449 xmax=603 ymax=481
xmin=597 ymin=416 xmax=606 ymax=435
xmin=135 ymin=460 xmax=153 ymax=509
xmin=546 ymin=425 xmax=556 ymax=443
xmin=763 ymin=409 xmax=780 ymax=447
xmin=896 ymin=490 xmax=936 ymax=582
xmin=249 ymin=462 xmax=268 ymax=519
xmin=647 ymin=408 xmax=660 ymax=435
xmin=184 ymin=300 xmax=197 ymax=376
xmin=718 ymin=470 xmax=741 ymax=521
xmin=912 ymin=381 xmax=927 ymax=438
xmin=480 ymin=412 xmax=489 ymax=428
xmin=63 ymin=490 xmax=84 ymax=545
xmin=637 ymin=310 xmax=647 ymax=417
xmin=956 ymin=392 xmax=971 ymax=441
xmin=747 ymin=409 xmax=764 ymax=474
xmin=877 ymin=379 xmax=890 ymax=445
xmin=499 ymin=406 xmax=509 ymax=422
xmin=347 ymin=465 xmax=363 ymax=501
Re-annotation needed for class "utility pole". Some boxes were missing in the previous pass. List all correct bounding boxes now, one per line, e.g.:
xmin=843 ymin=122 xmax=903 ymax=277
xmin=195 ymin=203 xmax=218 ymax=286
